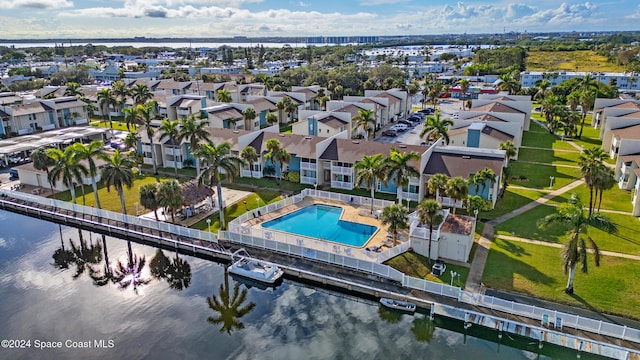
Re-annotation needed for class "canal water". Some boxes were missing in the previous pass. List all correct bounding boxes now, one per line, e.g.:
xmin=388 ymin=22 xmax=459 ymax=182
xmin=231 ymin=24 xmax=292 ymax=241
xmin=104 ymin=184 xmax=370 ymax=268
xmin=0 ymin=210 xmax=604 ymax=360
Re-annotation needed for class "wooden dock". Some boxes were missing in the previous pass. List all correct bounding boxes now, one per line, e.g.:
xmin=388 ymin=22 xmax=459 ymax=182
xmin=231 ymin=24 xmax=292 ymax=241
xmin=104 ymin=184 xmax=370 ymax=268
xmin=1 ymin=191 xmax=639 ymax=359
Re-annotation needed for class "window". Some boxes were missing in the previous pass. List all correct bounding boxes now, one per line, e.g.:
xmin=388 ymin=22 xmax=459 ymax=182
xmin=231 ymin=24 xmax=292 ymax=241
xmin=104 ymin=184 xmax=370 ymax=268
xmin=326 ymin=129 xmax=330 ymax=133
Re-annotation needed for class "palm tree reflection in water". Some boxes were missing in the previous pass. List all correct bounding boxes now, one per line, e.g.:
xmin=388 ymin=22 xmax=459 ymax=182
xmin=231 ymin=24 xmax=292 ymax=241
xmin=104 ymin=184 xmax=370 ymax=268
xmin=90 ymin=235 xmax=117 ymax=287
xmin=149 ymin=249 xmax=192 ymax=291
xmin=112 ymin=241 xmax=150 ymax=294
xmin=207 ymin=269 xmax=256 ymax=334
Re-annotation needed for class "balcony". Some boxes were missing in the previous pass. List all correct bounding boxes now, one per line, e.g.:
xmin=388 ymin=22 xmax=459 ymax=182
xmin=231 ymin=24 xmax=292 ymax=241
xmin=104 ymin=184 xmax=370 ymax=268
xmin=159 ymin=108 xmax=168 ymax=115
xmin=410 ymin=226 xmax=440 ymax=241
xmin=300 ymin=175 xmax=317 ymax=184
xmin=621 ymin=162 xmax=632 ymax=175
xmin=402 ymin=192 xmax=419 ymax=202
xmin=177 ymin=109 xmax=190 ymax=116
xmin=164 ymin=147 xmax=182 ymax=156
xmin=165 ymin=160 xmax=183 ymax=169
xmin=301 ymin=162 xmax=316 ymax=170
xmin=439 ymin=196 xmax=465 ymax=209
xmin=141 ymin=144 xmax=152 ymax=152
xmin=143 ymin=158 xmax=155 ymax=165
xmin=331 ymin=180 xmax=353 ymax=190
xmin=331 ymin=165 xmax=353 ymax=175
xmin=241 ymin=169 xmax=262 ymax=178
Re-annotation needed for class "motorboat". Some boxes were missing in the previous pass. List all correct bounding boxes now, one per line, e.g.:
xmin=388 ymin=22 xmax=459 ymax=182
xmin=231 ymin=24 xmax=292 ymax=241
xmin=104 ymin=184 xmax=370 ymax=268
xmin=227 ymin=248 xmax=284 ymax=285
xmin=379 ymin=297 xmax=416 ymax=313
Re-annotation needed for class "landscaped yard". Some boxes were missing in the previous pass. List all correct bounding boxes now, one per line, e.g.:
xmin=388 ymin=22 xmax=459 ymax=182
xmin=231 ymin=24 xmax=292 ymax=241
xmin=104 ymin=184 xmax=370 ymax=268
xmin=495 ymin=204 xmax=640 ymax=254
xmin=521 ymin=122 xmax=576 ymax=151
xmin=481 ymin=187 xmax=549 ymax=220
xmin=509 ymin=162 xmax=579 ymax=190
xmin=385 ymin=251 xmax=469 ymax=288
xmin=517 ymin=148 xmax=581 ymax=166
xmin=483 ymin=238 xmax=640 ymax=319
xmin=230 ymin=176 xmax=312 ymax=193
xmin=526 ymin=50 xmax=625 ymax=73
xmin=548 ymin=184 xmax=634 ymax=213
xmin=90 ymin=118 xmax=136 ymax=132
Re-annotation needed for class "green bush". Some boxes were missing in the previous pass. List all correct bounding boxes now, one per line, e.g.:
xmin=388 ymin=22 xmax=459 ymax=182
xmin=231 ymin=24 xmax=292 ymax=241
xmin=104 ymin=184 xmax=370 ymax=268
xmin=286 ymin=171 xmax=300 ymax=183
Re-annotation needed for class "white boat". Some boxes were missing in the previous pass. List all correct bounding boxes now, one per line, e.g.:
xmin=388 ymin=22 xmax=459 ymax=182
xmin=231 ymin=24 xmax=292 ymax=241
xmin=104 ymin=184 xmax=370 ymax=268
xmin=227 ymin=248 xmax=284 ymax=285
xmin=379 ymin=297 xmax=416 ymax=313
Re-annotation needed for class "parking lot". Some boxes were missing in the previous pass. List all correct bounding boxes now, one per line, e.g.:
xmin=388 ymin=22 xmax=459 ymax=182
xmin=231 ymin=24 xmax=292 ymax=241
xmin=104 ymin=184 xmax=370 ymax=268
xmin=375 ymin=98 xmax=462 ymax=146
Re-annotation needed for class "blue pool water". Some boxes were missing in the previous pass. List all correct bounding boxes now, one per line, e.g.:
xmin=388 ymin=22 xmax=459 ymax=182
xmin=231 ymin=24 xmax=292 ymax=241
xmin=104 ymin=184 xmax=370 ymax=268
xmin=262 ymin=204 xmax=378 ymax=247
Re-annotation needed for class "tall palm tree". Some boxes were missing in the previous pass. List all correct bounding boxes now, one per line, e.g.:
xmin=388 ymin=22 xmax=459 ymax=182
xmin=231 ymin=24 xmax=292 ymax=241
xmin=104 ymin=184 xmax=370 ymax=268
xmin=131 ymin=83 xmax=152 ymax=105
xmin=384 ymin=149 xmax=420 ymax=207
xmin=101 ymin=150 xmax=135 ymax=215
xmin=64 ymin=82 xmax=83 ymax=97
xmin=445 ymin=176 xmax=468 ymax=214
xmin=284 ymin=98 xmax=298 ymax=122
xmin=416 ymin=199 xmax=444 ymax=263
xmin=458 ymin=79 xmax=470 ymax=105
xmin=420 ymin=110 xmax=454 ymax=145
xmin=123 ymin=132 xmax=141 ymax=151
xmin=275 ymin=99 xmax=286 ymax=123
xmin=354 ymin=154 xmax=386 ymax=214
xmin=31 ymin=147 xmax=55 ymax=196
xmin=428 ymin=173 xmax=449 ymax=204
xmin=265 ymin=112 xmax=278 ymax=127
xmin=97 ymin=88 xmax=116 ymax=128
xmin=227 ymin=117 xmax=239 ymax=130
xmin=71 ymin=140 xmax=107 ymax=209
xmin=352 ymin=108 xmax=376 ymax=140
xmin=538 ymin=194 xmax=617 ymax=294
xmin=497 ymin=72 xmax=521 ymax=95
xmin=179 ymin=115 xmax=210 ymax=177
xmin=242 ymin=107 xmax=257 ymax=130
xmin=240 ymin=146 xmax=259 ymax=179
xmin=111 ymin=80 xmax=129 ymax=115
xmin=157 ymin=179 xmax=184 ymax=224
xmin=578 ymin=88 xmax=597 ymax=138
xmin=579 ymin=147 xmax=607 ymax=217
xmin=264 ymin=138 xmax=290 ymax=185
xmin=380 ymin=204 xmax=409 ymax=246
xmin=139 ymin=183 xmax=160 ymax=221
xmin=195 ymin=142 xmax=245 ymax=230
xmin=137 ymin=100 xmax=159 ymax=175
xmin=473 ymin=167 xmax=496 ymax=197
xmin=594 ymin=167 xmax=616 ymax=212
xmin=122 ymin=106 xmax=138 ymax=131
xmin=47 ymin=147 xmax=88 ymax=204
xmin=533 ymin=79 xmax=551 ymax=101
xmin=158 ymin=119 xmax=181 ymax=178
xmin=216 ymin=89 xmax=233 ymax=103
xmin=499 ymin=140 xmax=517 ymax=166
xmin=207 ymin=269 xmax=256 ymax=334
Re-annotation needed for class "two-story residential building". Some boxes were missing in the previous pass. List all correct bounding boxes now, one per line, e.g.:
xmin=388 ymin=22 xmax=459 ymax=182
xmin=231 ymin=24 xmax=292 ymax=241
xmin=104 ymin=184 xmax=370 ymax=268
xmin=470 ymin=99 xmax=532 ymax=131
xmin=202 ymin=103 xmax=261 ymax=131
xmin=600 ymin=111 xmax=640 ymax=157
xmin=0 ymin=97 xmax=88 ymax=136
xmin=613 ymin=139 xmax=640 ymax=216
xmin=292 ymin=110 xmax=351 ymax=138
xmin=364 ymin=89 xmax=410 ymax=120
xmin=327 ymin=100 xmax=384 ymax=130
xmin=165 ymin=95 xmax=209 ymax=120
xmin=243 ymin=96 xmax=279 ymax=128
xmin=447 ymin=122 xmax=518 ymax=155
xmin=593 ymin=98 xmax=640 ymax=131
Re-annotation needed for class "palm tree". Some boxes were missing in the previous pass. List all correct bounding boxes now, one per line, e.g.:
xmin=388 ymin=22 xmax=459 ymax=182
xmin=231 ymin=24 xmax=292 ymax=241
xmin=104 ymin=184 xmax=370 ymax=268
xmin=428 ymin=173 xmax=449 ymax=204
xmin=242 ymin=107 xmax=257 ymax=130
xmin=69 ymin=230 xmax=103 ymax=279
xmin=123 ymin=132 xmax=141 ymax=151
xmin=111 ymin=80 xmax=129 ymax=114
xmin=195 ymin=142 xmax=245 ymax=230
xmin=101 ymin=150 xmax=135 ymax=215
xmin=380 ymin=204 xmax=409 ymax=246
xmin=207 ymin=269 xmax=256 ymax=334
xmin=411 ymin=315 xmax=436 ymax=343
xmin=579 ymin=147 xmax=607 ymax=217
xmin=122 ymin=106 xmax=138 ymax=131
xmin=89 ymin=235 xmax=117 ymax=287
xmin=139 ymin=183 xmax=160 ymax=221
xmin=420 ymin=110 xmax=454 ymax=145
xmin=499 ymin=140 xmax=517 ymax=166
xmin=240 ymin=146 xmax=259 ymax=179
xmin=472 ymin=167 xmax=496 ymax=197
xmin=265 ymin=112 xmax=278 ymax=127
xmin=137 ymin=101 xmax=159 ymax=174
xmin=31 ymin=147 xmax=55 ymax=196
xmin=533 ymin=79 xmax=551 ymax=101
xmin=284 ymin=98 xmax=298 ymax=122
xmin=445 ymin=176 xmax=468 ymax=214
xmin=578 ymin=89 xmax=597 ymax=138
xmin=168 ymin=253 xmax=192 ymax=291
xmin=354 ymin=154 xmax=386 ymax=214
xmin=538 ymin=194 xmax=617 ymax=294
xmin=458 ymin=79 xmax=470 ymax=105
xmin=131 ymin=83 xmax=152 ymax=105
xmin=97 ymin=88 xmax=116 ymax=128
xmin=384 ymin=149 xmax=420 ymax=207
xmin=216 ymin=89 xmax=232 ymax=103
xmin=275 ymin=99 xmax=286 ymax=123
xmin=64 ymin=82 xmax=83 ymax=97
xmin=71 ymin=140 xmax=107 ymax=209
xmin=352 ymin=108 xmax=376 ymax=140
xmin=227 ymin=117 xmax=239 ymax=130
xmin=178 ymin=115 xmax=210 ymax=177
xmin=157 ymin=179 xmax=184 ymax=224
xmin=113 ymin=246 xmax=150 ymax=293
xmin=264 ymin=138 xmax=290 ymax=185
xmin=594 ymin=167 xmax=616 ymax=212
xmin=497 ymin=72 xmax=521 ymax=95
xmin=47 ymin=147 xmax=88 ymax=204
xmin=158 ymin=119 xmax=181 ymax=178
xmin=416 ymin=199 xmax=444 ymax=263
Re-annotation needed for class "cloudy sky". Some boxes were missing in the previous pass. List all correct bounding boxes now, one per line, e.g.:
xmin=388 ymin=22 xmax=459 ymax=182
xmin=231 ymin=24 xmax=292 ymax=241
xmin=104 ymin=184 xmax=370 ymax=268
xmin=0 ymin=0 xmax=638 ymax=39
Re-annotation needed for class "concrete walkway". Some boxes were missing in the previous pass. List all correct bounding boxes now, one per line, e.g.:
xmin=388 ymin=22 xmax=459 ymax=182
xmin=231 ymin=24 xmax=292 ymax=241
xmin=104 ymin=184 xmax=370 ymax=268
xmin=465 ymin=179 xmax=584 ymax=292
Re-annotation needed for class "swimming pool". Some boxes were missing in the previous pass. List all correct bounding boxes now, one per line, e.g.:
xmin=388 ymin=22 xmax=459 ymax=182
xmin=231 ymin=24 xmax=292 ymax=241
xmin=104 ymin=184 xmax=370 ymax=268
xmin=261 ymin=204 xmax=378 ymax=247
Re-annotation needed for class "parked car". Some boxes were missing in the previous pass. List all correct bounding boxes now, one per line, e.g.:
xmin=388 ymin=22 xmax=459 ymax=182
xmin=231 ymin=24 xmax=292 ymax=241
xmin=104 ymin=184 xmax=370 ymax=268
xmin=398 ymin=120 xmax=413 ymax=127
xmin=9 ymin=169 xmax=19 ymax=179
xmin=382 ymin=129 xmax=398 ymax=137
xmin=7 ymin=155 xmax=23 ymax=165
xmin=390 ymin=124 xmax=408 ymax=132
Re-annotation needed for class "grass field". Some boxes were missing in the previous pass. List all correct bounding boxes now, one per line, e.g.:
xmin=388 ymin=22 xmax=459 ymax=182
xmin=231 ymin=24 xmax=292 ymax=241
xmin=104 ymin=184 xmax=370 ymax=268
xmin=509 ymin=162 xmax=579 ymax=190
xmin=526 ymin=50 xmax=625 ymax=73
xmin=385 ymin=251 xmax=469 ymax=288
xmin=483 ymin=238 xmax=640 ymax=319
xmin=517 ymin=148 xmax=581 ymax=166
xmin=521 ymin=122 xmax=577 ymax=150
xmin=495 ymin=204 xmax=640 ymax=254
xmin=549 ymin=184 xmax=634 ymax=213
xmin=481 ymin=187 xmax=548 ymax=220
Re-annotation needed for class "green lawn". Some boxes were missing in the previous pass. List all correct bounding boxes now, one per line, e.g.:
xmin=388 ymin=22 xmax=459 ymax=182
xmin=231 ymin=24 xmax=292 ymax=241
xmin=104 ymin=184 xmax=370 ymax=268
xmin=517 ymin=148 xmax=581 ymax=166
xmin=481 ymin=187 xmax=548 ymax=220
xmin=495 ymin=205 xmax=640 ymax=255
xmin=548 ymin=184 xmax=633 ymax=213
xmin=90 ymin=118 xmax=136 ymax=132
xmin=483 ymin=238 xmax=640 ymax=319
xmin=52 ymin=175 xmax=172 ymax=215
xmin=522 ymin=122 xmax=576 ymax=151
xmin=509 ymin=162 xmax=579 ymax=190
xmin=191 ymin=191 xmax=283 ymax=233
xmin=385 ymin=252 xmax=469 ymax=288
xmin=230 ymin=176 xmax=312 ymax=193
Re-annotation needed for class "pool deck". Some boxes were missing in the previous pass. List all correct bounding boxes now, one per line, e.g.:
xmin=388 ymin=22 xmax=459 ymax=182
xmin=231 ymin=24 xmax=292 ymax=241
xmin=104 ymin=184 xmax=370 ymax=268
xmin=240 ymin=196 xmax=409 ymax=261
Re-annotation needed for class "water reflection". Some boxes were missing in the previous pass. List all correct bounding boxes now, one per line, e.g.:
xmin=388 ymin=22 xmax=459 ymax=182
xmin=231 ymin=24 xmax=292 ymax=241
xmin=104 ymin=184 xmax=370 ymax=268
xmin=51 ymin=224 xmax=74 ymax=270
xmin=112 ymin=241 xmax=151 ymax=293
xmin=89 ymin=235 xmax=116 ymax=287
xmin=412 ymin=314 xmax=436 ymax=343
xmin=69 ymin=230 xmax=102 ymax=279
xmin=207 ymin=269 xmax=256 ymax=334
xmin=149 ymin=249 xmax=192 ymax=291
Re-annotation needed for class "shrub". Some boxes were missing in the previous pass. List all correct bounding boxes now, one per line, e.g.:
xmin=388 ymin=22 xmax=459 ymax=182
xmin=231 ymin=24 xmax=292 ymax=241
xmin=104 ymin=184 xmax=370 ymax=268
xmin=286 ymin=171 xmax=300 ymax=183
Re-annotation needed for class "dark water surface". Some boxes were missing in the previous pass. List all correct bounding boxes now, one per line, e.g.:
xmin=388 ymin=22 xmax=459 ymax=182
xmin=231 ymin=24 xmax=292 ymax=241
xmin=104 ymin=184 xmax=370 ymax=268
xmin=0 ymin=210 xmax=601 ymax=359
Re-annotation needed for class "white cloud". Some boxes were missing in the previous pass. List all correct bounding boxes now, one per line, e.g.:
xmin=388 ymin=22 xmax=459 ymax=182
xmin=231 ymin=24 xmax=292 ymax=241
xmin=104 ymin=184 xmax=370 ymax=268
xmin=0 ymin=0 xmax=73 ymax=9
xmin=299 ymin=1 xmax=310 ymax=7
xmin=359 ymin=0 xmax=409 ymax=6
